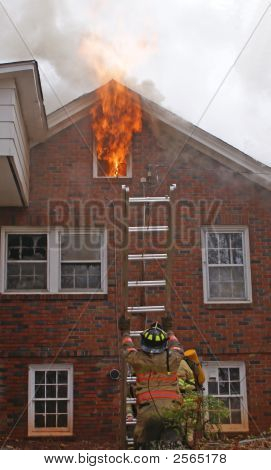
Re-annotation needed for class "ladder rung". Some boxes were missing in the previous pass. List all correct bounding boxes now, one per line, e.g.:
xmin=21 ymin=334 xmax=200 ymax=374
xmin=129 ymin=197 xmax=170 ymax=203
xmin=128 ymin=280 xmax=166 ymax=287
xmin=128 ymin=305 xmax=165 ymax=313
xmin=129 ymin=226 xmax=168 ymax=232
xmin=128 ymin=253 xmax=167 ymax=261
xmin=130 ymin=331 xmax=143 ymax=337
xmin=126 ymin=438 xmax=135 ymax=444
xmin=126 ymin=397 xmax=136 ymax=404
xmin=127 ymin=376 xmax=137 ymax=383
xmin=126 ymin=419 xmax=137 ymax=425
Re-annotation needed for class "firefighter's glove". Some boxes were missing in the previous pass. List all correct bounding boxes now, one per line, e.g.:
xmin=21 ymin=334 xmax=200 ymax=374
xmin=161 ymin=316 xmax=173 ymax=332
xmin=118 ymin=316 xmax=130 ymax=333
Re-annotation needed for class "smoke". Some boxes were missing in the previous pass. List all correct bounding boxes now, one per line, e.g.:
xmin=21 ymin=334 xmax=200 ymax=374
xmin=0 ymin=0 xmax=164 ymax=113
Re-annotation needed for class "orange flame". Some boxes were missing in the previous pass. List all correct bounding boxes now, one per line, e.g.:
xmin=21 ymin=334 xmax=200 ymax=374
xmin=91 ymin=81 xmax=142 ymax=177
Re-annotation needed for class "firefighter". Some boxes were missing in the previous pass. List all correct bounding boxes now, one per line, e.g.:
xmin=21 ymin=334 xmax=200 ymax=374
xmin=177 ymin=359 xmax=197 ymax=446
xmin=177 ymin=353 xmax=205 ymax=447
xmin=119 ymin=316 xmax=184 ymax=449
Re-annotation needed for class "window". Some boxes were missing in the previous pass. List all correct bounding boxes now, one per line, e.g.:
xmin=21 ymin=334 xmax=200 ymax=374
xmin=6 ymin=233 xmax=48 ymax=291
xmin=60 ymin=232 xmax=104 ymax=291
xmin=201 ymin=227 xmax=252 ymax=303
xmin=93 ymin=141 xmax=132 ymax=178
xmin=202 ymin=361 xmax=248 ymax=432
xmin=28 ymin=364 xmax=73 ymax=436
xmin=0 ymin=228 xmax=107 ymax=293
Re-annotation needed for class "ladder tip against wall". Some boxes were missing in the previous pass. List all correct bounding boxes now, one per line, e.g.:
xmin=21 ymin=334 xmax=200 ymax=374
xmin=129 ymin=196 xmax=170 ymax=203
xmin=128 ymin=305 xmax=165 ymax=313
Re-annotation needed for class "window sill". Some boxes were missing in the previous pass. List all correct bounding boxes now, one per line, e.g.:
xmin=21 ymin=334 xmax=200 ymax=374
xmin=93 ymin=176 xmax=132 ymax=181
xmin=204 ymin=300 xmax=252 ymax=306
xmin=28 ymin=431 xmax=73 ymax=437
xmin=0 ymin=292 xmax=108 ymax=300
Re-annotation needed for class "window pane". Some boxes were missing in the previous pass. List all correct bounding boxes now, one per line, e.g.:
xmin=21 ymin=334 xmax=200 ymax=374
xmin=230 ymin=397 xmax=241 ymax=410
xmin=232 ymin=267 xmax=244 ymax=282
xmin=230 ymin=382 xmax=240 ymax=395
xmin=231 ymin=233 xmax=242 ymax=248
xmin=232 ymin=282 xmax=245 ymax=298
xmin=35 ymin=414 xmax=45 ymax=428
xmin=8 ymin=234 xmax=47 ymax=261
xmin=230 ymin=368 xmax=240 ymax=381
xmin=46 ymin=385 xmax=57 ymax=398
xmin=219 ymin=398 xmax=230 ymax=424
xmin=219 ymin=283 xmax=232 ymax=298
xmin=90 ymin=276 xmax=101 ymax=289
xmin=219 ymin=368 xmax=229 ymax=381
xmin=219 ymin=234 xmax=230 ymax=248
xmin=75 ymin=276 xmax=87 ymax=289
xmin=208 ymin=249 xmax=218 ymax=264
xmin=61 ymin=263 xmax=101 ymax=290
xmin=209 ymin=282 xmax=220 ymax=298
xmin=58 ymin=371 xmax=68 ymax=384
xmin=61 ymin=233 xmax=101 ymax=261
xmin=220 ymin=249 xmax=231 ymax=264
xmin=219 ymin=382 xmax=229 ymax=395
xmin=35 ymin=371 xmax=45 ymax=385
xmin=231 ymin=410 xmax=241 ymax=424
xmin=208 ymin=381 xmax=218 ymax=395
xmin=7 ymin=262 xmax=47 ymax=290
xmin=46 ymin=371 xmax=56 ymax=384
xmin=58 ymin=401 xmax=68 ymax=413
xmin=220 ymin=267 xmax=232 ymax=281
xmin=46 ymin=401 xmax=56 ymax=413
xmin=58 ymin=385 xmax=68 ymax=398
xmin=232 ymin=249 xmax=244 ymax=264
xmin=61 ymin=276 xmax=74 ymax=289
xmin=57 ymin=414 xmax=68 ymax=427
xmin=208 ymin=233 xmax=218 ymax=248
xmin=35 ymin=385 xmax=45 ymax=398
xmin=46 ymin=415 xmax=57 ymax=427
xmin=35 ymin=401 xmax=45 ymax=413
xmin=209 ymin=267 xmax=218 ymax=282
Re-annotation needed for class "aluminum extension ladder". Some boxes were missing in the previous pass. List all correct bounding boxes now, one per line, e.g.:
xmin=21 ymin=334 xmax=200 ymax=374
xmin=120 ymin=185 xmax=176 ymax=448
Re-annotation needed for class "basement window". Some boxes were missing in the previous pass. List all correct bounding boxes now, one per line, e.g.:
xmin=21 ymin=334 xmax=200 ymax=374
xmin=28 ymin=364 xmax=73 ymax=436
xmin=5 ymin=233 xmax=48 ymax=291
xmin=202 ymin=361 xmax=248 ymax=432
xmin=201 ymin=227 xmax=252 ymax=303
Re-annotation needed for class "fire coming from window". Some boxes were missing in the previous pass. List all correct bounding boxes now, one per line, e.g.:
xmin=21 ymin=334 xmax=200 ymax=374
xmin=91 ymin=81 xmax=142 ymax=177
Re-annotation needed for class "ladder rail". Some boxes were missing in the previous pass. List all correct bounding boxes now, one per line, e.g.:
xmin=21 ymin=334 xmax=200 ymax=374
xmin=121 ymin=184 xmax=177 ymax=448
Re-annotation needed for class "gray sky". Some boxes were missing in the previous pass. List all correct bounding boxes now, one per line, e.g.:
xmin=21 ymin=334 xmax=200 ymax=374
xmin=1 ymin=0 xmax=271 ymax=166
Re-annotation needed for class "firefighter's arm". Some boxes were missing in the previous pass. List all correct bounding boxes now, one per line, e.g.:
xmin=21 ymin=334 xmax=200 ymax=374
xmin=167 ymin=331 xmax=184 ymax=355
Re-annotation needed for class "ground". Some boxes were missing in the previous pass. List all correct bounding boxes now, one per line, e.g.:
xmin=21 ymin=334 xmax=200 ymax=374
xmin=0 ymin=436 xmax=270 ymax=450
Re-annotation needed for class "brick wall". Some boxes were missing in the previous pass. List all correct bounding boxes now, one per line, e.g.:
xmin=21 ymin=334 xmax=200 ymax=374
xmin=0 ymin=112 xmax=270 ymax=442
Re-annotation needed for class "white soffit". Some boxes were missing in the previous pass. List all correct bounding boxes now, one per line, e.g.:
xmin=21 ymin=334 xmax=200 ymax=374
xmin=0 ymin=61 xmax=47 ymax=143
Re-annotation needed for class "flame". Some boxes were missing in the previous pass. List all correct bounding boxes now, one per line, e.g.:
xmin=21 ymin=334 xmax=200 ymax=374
xmin=91 ymin=81 xmax=142 ymax=177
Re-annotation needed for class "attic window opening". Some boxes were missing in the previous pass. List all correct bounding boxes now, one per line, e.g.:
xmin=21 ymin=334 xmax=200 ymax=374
xmin=91 ymin=81 xmax=142 ymax=178
xmin=93 ymin=140 xmax=132 ymax=178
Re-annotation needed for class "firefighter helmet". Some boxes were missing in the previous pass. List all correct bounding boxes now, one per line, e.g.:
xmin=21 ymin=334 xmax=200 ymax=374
xmin=141 ymin=322 xmax=168 ymax=354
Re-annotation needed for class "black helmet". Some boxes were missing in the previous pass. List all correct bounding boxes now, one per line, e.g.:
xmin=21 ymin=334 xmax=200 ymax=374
xmin=141 ymin=322 xmax=167 ymax=354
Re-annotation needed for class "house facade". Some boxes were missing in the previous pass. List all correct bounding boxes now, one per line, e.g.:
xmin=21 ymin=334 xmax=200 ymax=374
xmin=0 ymin=61 xmax=270 ymax=446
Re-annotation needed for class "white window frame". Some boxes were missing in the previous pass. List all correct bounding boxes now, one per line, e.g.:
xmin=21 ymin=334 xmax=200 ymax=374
xmin=0 ymin=227 xmax=50 ymax=293
xmin=0 ymin=227 xmax=108 ymax=294
xmin=201 ymin=226 xmax=252 ymax=304
xmin=93 ymin=139 xmax=132 ymax=178
xmin=28 ymin=364 xmax=73 ymax=437
xmin=58 ymin=229 xmax=107 ymax=293
xmin=202 ymin=361 xmax=249 ymax=432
